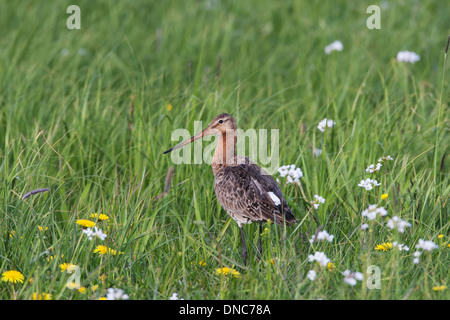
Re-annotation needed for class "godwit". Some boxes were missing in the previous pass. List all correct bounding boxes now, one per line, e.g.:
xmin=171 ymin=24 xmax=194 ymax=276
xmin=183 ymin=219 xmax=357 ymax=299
xmin=163 ymin=113 xmax=297 ymax=265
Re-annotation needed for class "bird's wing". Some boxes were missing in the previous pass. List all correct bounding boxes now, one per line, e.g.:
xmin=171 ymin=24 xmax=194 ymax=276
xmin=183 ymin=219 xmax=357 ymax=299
xmin=214 ymin=163 xmax=297 ymax=225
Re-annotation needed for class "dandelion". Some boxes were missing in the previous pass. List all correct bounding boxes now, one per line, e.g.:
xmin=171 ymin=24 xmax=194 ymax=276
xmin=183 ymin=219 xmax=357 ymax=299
xmin=90 ymin=213 xmax=109 ymax=221
xmin=106 ymin=288 xmax=129 ymax=300
xmin=167 ymin=104 xmax=173 ymax=112
xmin=310 ymin=230 xmax=334 ymax=243
xmin=327 ymin=262 xmax=336 ymax=271
xmin=32 ymin=292 xmax=52 ymax=300
xmin=324 ymin=40 xmax=343 ymax=54
xmin=342 ymin=270 xmax=363 ymax=286
xmin=170 ymin=292 xmax=184 ymax=300
xmin=307 ymin=270 xmax=317 ymax=281
xmin=396 ymin=51 xmax=420 ymax=63
xmin=94 ymin=245 xmax=118 ymax=255
xmin=381 ymin=193 xmax=389 ymax=200
xmin=310 ymin=194 xmax=325 ymax=210
xmin=77 ymin=287 xmax=87 ymax=294
xmin=308 ymin=251 xmax=330 ymax=267
xmin=215 ymin=267 xmax=241 ymax=278
xmin=38 ymin=226 xmax=48 ymax=232
xmin=1 ymin=270 xmax=25 ymax=284
xmin=365 ymin=163 xmax=382 ymax=173
xmin=317 ymin=118 xmax=336 ymax=132
xmin=386 ymin=216 xmax=411 ymax=233
xmin=361 ymin=204 xmax=387 ymax=221
xmin=375 ymin=242 xmax=393 ymax=252
xmin=76 ymin=219 xmax=96 ymax=228
xmin=415 ymin=239 xmax=438 ymax=252
xmin=277 ymin=165 xmax=303 ymax=184
xmin=432 ymin=286 xmax=447 ymax=292
xmin=358 ymin=178 xmax=381 ymax=191
xmin=60 ymin=263 xmax=78 ymax=273
xmin=83 ymin=227 xmax=107 ymax=241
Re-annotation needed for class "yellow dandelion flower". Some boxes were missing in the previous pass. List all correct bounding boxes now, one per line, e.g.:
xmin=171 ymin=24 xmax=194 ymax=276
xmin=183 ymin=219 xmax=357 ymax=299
xmin=327 ymin=262 xmax=336 ymax=271
xmin=32 ymin=292 xmax=52 ymax=300
xmin=215 ymin=267 xmax=241 ymax=278
xmin=381 ymin=193 xmax=389 ymax=200
xmin=374 ymin=242 xmax=393 ymax=252
xmin=77 ymin=286 xmax=87 ymax=294
xmin=1 ymin=270 xmax=25 ymax=284
xmin=98 ymin=297 xmax=107 ymax=300
xmin=90 ymin=213 xmax=109 ymax=221
xmin=437 ymin=234 xmax=444 ymax=239
xmin=432 ymin=285 xmax=447 ymax=291
xmin=91 ymin=284 xmax=99 ymax=292
xmin=38 ymin=226 xmax=48 ymax=232
xmin=94 ymin=245 xmax=117 ymax=255
xmin=76 ymin=219 xmax=96 ymax=228
xmin=60 ymin=263 xmax=78 ymax=273
xmin=167 ymin=103 xmax=173 ymax=111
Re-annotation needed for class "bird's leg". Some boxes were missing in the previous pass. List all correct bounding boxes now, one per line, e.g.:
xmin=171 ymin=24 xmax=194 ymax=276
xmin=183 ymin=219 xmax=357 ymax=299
xmin=240 ymin=226 xmax=247 ymax=266
xmin=257 ymin=222 xmax=263 ymax=257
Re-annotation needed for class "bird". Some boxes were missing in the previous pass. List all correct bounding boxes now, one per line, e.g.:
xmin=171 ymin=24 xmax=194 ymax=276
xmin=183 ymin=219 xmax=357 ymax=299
xmin=163 ymin=113 xmax=297 ymax=265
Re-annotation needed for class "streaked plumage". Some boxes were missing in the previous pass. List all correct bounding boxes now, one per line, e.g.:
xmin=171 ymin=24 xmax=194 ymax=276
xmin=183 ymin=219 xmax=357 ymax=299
xmin=163 ymin=113 xmax=297 ymax=265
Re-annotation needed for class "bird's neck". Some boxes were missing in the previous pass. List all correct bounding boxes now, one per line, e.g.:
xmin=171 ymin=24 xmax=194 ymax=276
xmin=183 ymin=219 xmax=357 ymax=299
xmin=212 ymin=130 xmax=237 ymax=170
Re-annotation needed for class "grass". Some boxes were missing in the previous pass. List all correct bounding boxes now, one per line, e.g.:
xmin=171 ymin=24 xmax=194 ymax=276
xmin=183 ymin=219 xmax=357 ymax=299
xmin=0 ymin=0 xmax=449 ymax=300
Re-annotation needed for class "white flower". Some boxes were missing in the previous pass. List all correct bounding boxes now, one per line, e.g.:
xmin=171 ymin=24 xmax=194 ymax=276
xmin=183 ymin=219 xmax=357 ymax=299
xmin=358 ymin=178 xmax=381 ymax=190
xmin=170 ymin=292 xmax=184 ymax=300
xmin=307 ymin=270 xmax=317 ymax=281
xmin=317 ymin=118 xmax=336 ymax=132
xmin=378 ymin=155 xmax=394 ymax=162
xmin=361 ymin=204 xmax=388 ymax=221
xmin=308 ymin=251 xmax=330 ymax=267
xmin=277 ymin=165 xmax=303 ymax=184
xmin=365 ymin=162 xmax=382 ymax=173
xmin=386 ymin=216 xmax=411 ymax=233
xmin=106 ymin=288 xmax=129 ymax=300
xmin=413 ymin=251 xmax=422 ymax=257
xmin=313 ymin=148 xmax=322 ymax=157
xmin=415 ymin=239 xmax=438 ymax=252
xmin=361 ymin=223 xmax=369 ymax=230
xmin=342 ymin=270 xmax=363 ymax=286
xmin=310 ymin=194 xmax=325 ymax=209
xmin=392 ymin=242 xmax=410 ymax=251
xmin=413 ymin=257 xmax=420 ymax=264
xmin=310 ymin=230 xmax=334 ymax=243
xmin=324 ymin=40 xmax=343 ymax=54
xmin=396 ymin=51 xmax=420 ymax=63
xmin=83 ymin=227 xmax=107 ymax=241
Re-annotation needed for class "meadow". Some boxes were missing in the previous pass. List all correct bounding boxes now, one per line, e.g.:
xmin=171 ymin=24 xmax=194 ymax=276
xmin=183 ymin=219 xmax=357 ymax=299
xmin=0 ymin=0 xmax=449 ymax=300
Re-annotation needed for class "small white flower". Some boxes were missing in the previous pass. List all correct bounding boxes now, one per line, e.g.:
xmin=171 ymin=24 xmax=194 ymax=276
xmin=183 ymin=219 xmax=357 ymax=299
xmin=413 ymin=257 xmax=420 ymax=264
xmin=415 ymin=239 xmax=438 ymax=252
xmin=277 ymin=165 xmax=303 ymax=184
xmin=361 ymin=223 xmax=369 ymax=230
xmin=365 ymin=162 xmax=382 ymax=173
xmin=413 ymin=251 xmax=422 ymax=257
xmin=307 ymin=270 xmax=317 ymax=281
xmin=310 ymin=230 xmax=334 ymax=243
xmin=313 ymin=148 xmax=322 ymax=157
xmin=308 ymin=251 xmax=330 ymax=267
xmin=170 ymin=292 xmax=184 ymax=300
xmin=324 ymin=40 xmax=343 ymax=54
xmin=83 ymin=227 xmax=107 ymax=241
xmin=361 ymin=204 xmax=388 ymax=221
xmin=386 ymin=216 xmax=411 ymax=233
xmin=378 ymin=155 xmax=394 ymax=162
xmin=106 ymin=288 xmax=129 ymax=300
xmin=317 ymin=118 xmax=336 ymax=132
xmin=396 ymin=51 xmax=420 ymax=64
xmin=310 ymin=194 xmax=325 ymax=209
xmin=342 ymin=270 xmax=363 ymax=286
xmin=392 ymin=242 xmax=410 ymax=251
xmin=358 ymin=178 xmax=381 ymax=191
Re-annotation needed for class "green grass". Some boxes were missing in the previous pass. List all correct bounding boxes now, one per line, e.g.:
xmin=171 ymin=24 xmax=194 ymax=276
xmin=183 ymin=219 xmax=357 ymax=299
xmin=0 ymin=0 xmax=448 ymax=300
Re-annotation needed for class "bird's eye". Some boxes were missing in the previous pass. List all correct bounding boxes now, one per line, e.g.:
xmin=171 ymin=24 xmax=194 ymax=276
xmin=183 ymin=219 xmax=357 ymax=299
xmin=218 ymin=120 xmax=223 ymax=124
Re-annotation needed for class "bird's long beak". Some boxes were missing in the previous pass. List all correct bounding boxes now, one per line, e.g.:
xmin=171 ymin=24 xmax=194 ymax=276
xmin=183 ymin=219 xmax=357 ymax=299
xmin=163 ymin=126 xmax=213 ymax=154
